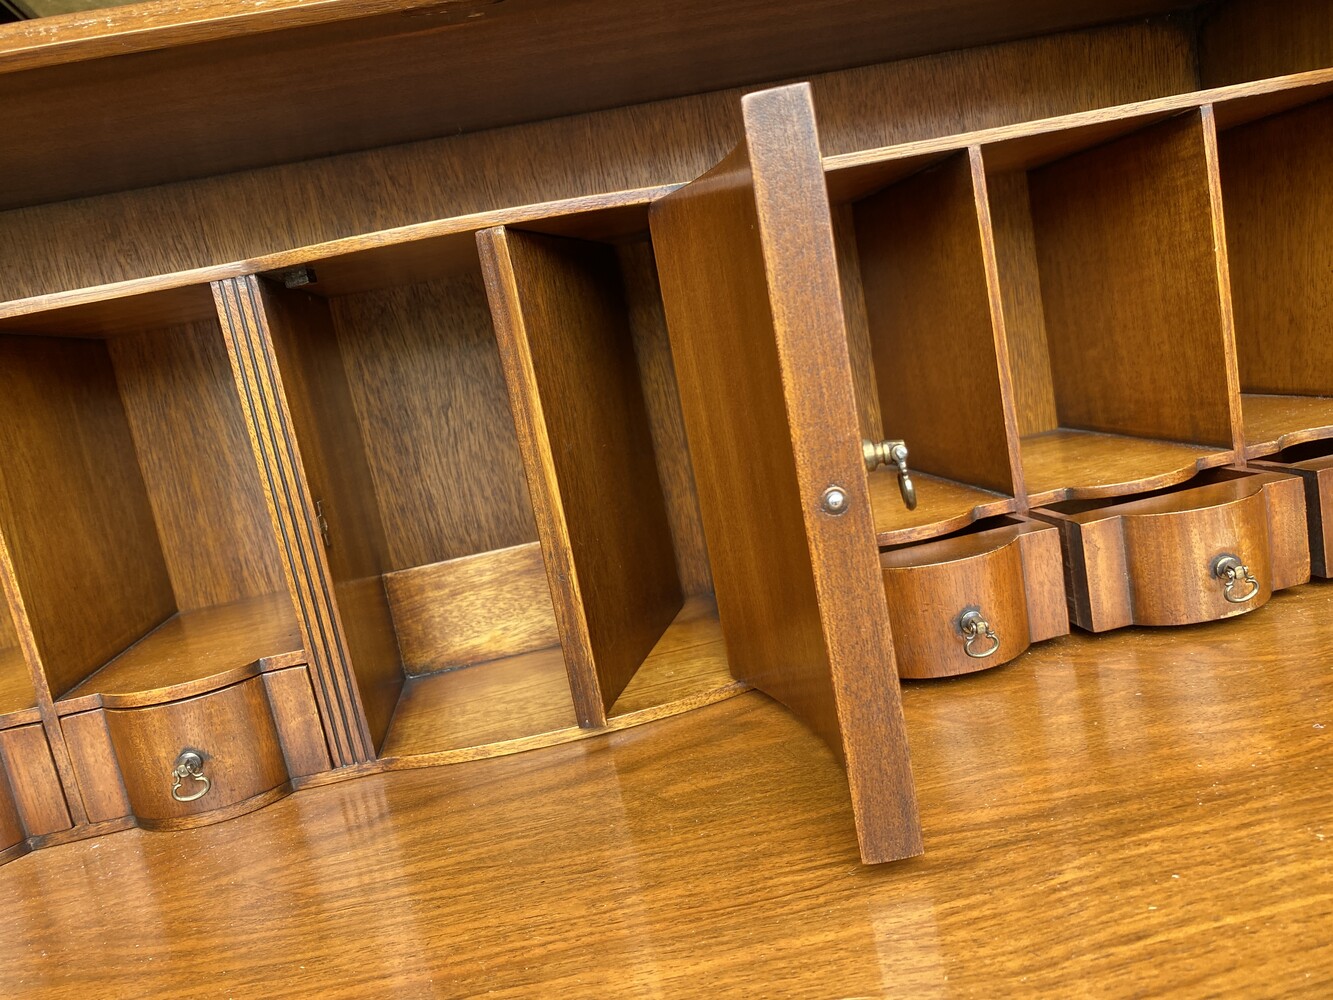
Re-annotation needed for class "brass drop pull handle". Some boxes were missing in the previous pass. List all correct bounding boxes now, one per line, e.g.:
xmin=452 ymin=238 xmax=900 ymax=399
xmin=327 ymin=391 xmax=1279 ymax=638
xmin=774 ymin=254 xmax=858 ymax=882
xmin=1213 ymin=554 xmax=1260 ymax=604
xmin=863 ymin=439 xmax=917 ymax=511
xmin=171 ymin=751 xmax=211 ymax=803
xmin=959 ymin=610 xmax=999 ymax=659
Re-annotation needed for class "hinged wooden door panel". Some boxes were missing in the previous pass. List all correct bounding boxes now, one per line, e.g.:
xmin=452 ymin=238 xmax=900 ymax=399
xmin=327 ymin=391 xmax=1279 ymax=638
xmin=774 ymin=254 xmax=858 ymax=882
xmin=650 ymin=83 xmax=921 ymax=863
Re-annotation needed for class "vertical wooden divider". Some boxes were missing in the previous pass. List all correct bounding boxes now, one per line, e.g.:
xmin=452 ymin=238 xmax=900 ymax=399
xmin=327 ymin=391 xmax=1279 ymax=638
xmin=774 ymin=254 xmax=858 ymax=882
xmin=214 ymin=276 xmax=384 ymax=766
xmin=478 ymin=229 xmax=684 ymax=727
xmin=650 ymin=83 xmax=922 ymax=863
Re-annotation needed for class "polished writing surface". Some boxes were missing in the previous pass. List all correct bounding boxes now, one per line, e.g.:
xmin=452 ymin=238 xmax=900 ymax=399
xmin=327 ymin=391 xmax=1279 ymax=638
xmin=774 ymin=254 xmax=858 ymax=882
xmin=0 ymin=583 xmax=1330 ymax=995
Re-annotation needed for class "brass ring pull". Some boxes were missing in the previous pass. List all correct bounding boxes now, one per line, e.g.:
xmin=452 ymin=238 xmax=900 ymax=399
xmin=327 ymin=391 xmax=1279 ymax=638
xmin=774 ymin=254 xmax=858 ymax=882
xmin=959 ymin=610 xmax=999 ymax=659
xmin=1213 ymin=554 xmax=1260 ymax=604
xmin=171 ymin=751 xmax=211 ymax=803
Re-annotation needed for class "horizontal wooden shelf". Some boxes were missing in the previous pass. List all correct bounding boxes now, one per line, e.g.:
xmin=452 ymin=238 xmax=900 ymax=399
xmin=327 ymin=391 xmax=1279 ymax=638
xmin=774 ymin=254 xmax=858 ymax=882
xmin=380 ymin=595 xmax=740 ymax=762
xmin=868 ymin=467 xmax=1016 ymax=546
xmin=1242 ymin=393 xmax=1333 ymax=458
xmin=58 ymin=592 xmax=305 ymax=713
xmin=1021 ymin=428 xmax=1232 ymax=505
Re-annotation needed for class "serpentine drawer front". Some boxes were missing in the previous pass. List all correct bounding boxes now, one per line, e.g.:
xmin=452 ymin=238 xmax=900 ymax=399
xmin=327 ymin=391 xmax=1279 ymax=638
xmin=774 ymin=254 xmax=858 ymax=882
xmin=879 ymin=519 xmax=1068 ymax=678
xmin=1033 ymin=471 xmax=1310 ymax=632
xmin=1250 ymin=452 xmax=1333 ymax=578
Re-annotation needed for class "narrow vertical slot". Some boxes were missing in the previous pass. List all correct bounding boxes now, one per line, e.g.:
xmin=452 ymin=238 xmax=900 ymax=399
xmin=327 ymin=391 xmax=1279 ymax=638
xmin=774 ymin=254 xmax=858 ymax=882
xmin=837 ymin=148 xmax=1023 ymax=545
xmin=479 ymin=227 xmax=692 ymax=725
xmin=986 ymin=109 xmax=1241 ymax=504
xmin=0 ymin=305 xmax=302 ymax=712
xmin=1215 ymin=96 xmax=1333 ymax=458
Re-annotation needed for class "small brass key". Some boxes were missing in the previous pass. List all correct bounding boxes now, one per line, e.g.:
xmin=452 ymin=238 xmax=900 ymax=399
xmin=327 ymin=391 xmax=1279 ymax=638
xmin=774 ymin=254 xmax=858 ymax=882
xmin=862 ymin=439 xmax=917 ymax=510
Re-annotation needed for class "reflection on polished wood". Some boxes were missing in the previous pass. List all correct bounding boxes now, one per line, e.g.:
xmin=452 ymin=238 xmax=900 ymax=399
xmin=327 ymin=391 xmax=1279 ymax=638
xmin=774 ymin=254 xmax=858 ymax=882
xmin=1021 ymin=427 xmax=1230 ymax=504
xmin=1242 ymin=392 xmax=1333 ymax=457
xmin=2 ymin=583 xmax=1329 ymax=996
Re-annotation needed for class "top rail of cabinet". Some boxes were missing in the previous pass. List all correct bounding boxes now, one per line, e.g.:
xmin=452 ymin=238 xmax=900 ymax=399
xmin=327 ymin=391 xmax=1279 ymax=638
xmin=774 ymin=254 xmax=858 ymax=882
xmin=825 ymin=65 xmax=1333 ymax=200
xmin=3 ymin=63 xmax=1332 ymax=327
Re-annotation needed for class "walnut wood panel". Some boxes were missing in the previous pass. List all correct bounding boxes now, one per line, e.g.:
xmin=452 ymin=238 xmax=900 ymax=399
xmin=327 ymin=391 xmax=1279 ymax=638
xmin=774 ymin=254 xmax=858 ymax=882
xmin=616 ymin=239 xmax=713 ymax=597
xmin=650 ymin=83 xmax=921 ymax=863
xmin=1024 ymin=111 xmax=1239 ymax=450
xmin=480 ymin=227 xmax=684 ymax=725
xmin=854 ymin=150 xmax=1021 ymax=496
xmin=61 ymin=709 xmax=131 ymax=824
xmin=262 ymin=666 xmax=332 ymax=779
xmin=880 ymin=519 xmax=1067 ymax=679
xmin=252 ymin=282 xmax=404 ymax=752
xmin=215 ymin=277 xmax=374 ymax=766
xmin=382 ymin=543 xmax=558 ymax=676
xmin=987 ymin=170 xmax=1059 ymax=437
xmin=103 ymin=676 xmax=290 ymax=830
xmin=1199 ymin=0 xmax=1333 ymax=88
xmin=1218 ymin=98 xmax=1333 ymax=399
xmin=109 ymin=321 xmax=288 ymax=610
xmin=0 ymin=764 xmax=21 ymax=855
xmin=331 ymin=274 xmax=538 ymax=570
xmin=0 ymin=335 xmax=175 ymax=699
xmin=62 ymin=593 xmax=304 ymax=708
xmin=607 ymin=594 xmax=733 ymax=717
xmin=1021 ymin=429 xmax=1234 ymax=506
xmin=1242 ymin=394 xmax=1333 ymax=458
xmin=1036 ymin=471 xmax=1309 ymax=631
xmin=0 ymin=592 xmax=32 ymax=718
xmin=0 ymin=724 xmax=71 ymax=837
xmin=0 ymin=9 xmax=1193 ymax=214
xmin=831 ymin=203 xmax=886 ymax=444
xmin=1251 ymin=452 xmax=1333 ymax=579
xmin=6 ymin=583 xmax=1333 ymax=989
xmin=0 ymin=21 xmax=1198 ymax=301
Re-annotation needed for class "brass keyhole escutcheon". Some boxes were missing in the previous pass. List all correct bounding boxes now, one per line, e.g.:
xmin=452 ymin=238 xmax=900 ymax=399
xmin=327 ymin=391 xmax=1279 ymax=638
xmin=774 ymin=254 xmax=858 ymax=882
xmin=171 ymin=750 xmax=211 ymax=803
xmin=1212 ymin=554 xmax=1260 ymax=604
xmin=958 ymin=609 xmax=999 ymax=659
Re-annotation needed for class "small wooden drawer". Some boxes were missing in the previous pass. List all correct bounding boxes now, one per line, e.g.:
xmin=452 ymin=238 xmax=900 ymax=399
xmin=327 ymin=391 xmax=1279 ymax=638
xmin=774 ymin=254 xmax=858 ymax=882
xmin=1034 ymin=470 xmax=1309 ymax=632
xmin=101 ymin=676 xmax=290 ymax=829
xmin=880 ymin=518 xmax=1068 ymax=678
xmin=1251 ymin=450 xmax=1333 ymax=578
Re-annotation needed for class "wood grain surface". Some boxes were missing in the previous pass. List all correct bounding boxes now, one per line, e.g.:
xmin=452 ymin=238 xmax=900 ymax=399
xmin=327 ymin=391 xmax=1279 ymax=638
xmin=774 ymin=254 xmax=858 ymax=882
xmin=1199 ymin=0 xmax=1333 ymax=87
xmin=110 ymin=321 xmax=290 ymax=611
xmin=0 ymin=597 xmax=32 ymax=718
xmin=2 ymin=581 xmax=1333 ymax=995
xmin=868 ymin=469 xmax=1018 ymax=546
xmin=382 ymin=543 xmax=559 ymax=676
xmin=1026 ymin=110 xmax=1238 ymax=450
xmin=479 ymin=228 xmax=684 ymax=725
xmin=1242 ymin=394 xmax=1333 ymax=458
xmin=1219 ymin=97 xmax=1333 ymax=399
xmin=1252 ymin=450 xmax=1333 ymax=578
xmin=0 ymin=21 xmax=1198 ymax=302
xmin=0 ymin=335 xmax=175 ymax=699
xmin=1021 ymin=428 xmax=1233 ymax=507
xmin=854 ymin=150 xmax=1020 ymax=496
xmin=652 ymin=83 xmax=921 ymax=863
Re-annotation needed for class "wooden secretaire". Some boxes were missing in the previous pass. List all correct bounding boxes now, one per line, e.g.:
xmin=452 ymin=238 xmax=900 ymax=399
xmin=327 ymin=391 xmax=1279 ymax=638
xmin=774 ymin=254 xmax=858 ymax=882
xmin=0 ymin=0 xmax=1330 ymax=866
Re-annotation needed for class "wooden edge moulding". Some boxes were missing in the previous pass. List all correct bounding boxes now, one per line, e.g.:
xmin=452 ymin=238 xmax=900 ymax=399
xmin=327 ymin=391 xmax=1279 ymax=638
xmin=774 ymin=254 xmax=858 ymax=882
xmin=0 ymin=9 xmax=1329 ymax=866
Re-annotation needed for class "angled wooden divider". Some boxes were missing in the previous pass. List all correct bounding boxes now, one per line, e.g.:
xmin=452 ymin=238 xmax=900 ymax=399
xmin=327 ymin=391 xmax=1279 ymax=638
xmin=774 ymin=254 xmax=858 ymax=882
xmin=478 ymin=227 xmax=684 ymax=727
xmin=651 ymin=83 xmax=922 ymax=864
xmin=215 ymin=276 xmax=379 ymax=766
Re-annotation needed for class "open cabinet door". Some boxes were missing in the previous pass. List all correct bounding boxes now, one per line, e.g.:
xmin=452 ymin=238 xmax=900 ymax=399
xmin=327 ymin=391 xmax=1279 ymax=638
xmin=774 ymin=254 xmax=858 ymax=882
xmin=650 ymin=83 xmax=922 ymax=863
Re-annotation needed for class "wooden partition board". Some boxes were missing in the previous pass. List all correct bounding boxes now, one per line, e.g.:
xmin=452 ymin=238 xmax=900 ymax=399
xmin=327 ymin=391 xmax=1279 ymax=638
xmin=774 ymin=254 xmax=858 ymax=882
xmin=0 ymin=334 xmax=175 ymax=699
xmin=1219 ymin=98 xmax=1333 ymax=405
xmin=215 ymin=276 xmax=385 ymax=765
xmin=1022 ymin=109 xmax=1241 ymax=451
xmin=853 ymin=148 xmax=1023 ymax=499
xmin=479 ymin=227 xmax=684 ymax=726
xmin=650 ymin=83 xmax=922 ymax=863
xmin=1199 ymin=0 xmax=1333 ymax=89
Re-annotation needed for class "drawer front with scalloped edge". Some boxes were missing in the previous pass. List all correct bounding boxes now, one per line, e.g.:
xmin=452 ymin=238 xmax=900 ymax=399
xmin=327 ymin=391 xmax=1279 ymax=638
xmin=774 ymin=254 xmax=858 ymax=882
xmin=1251 ymin=453 xmax=1333 ymax=577
xmin=103 ymin=676 xmax=290 ymax=829
xmin=880 ymin=518 xmax=1068 ymax=679
xmin=1036 ymin=470 xmax=1309 ymax=632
